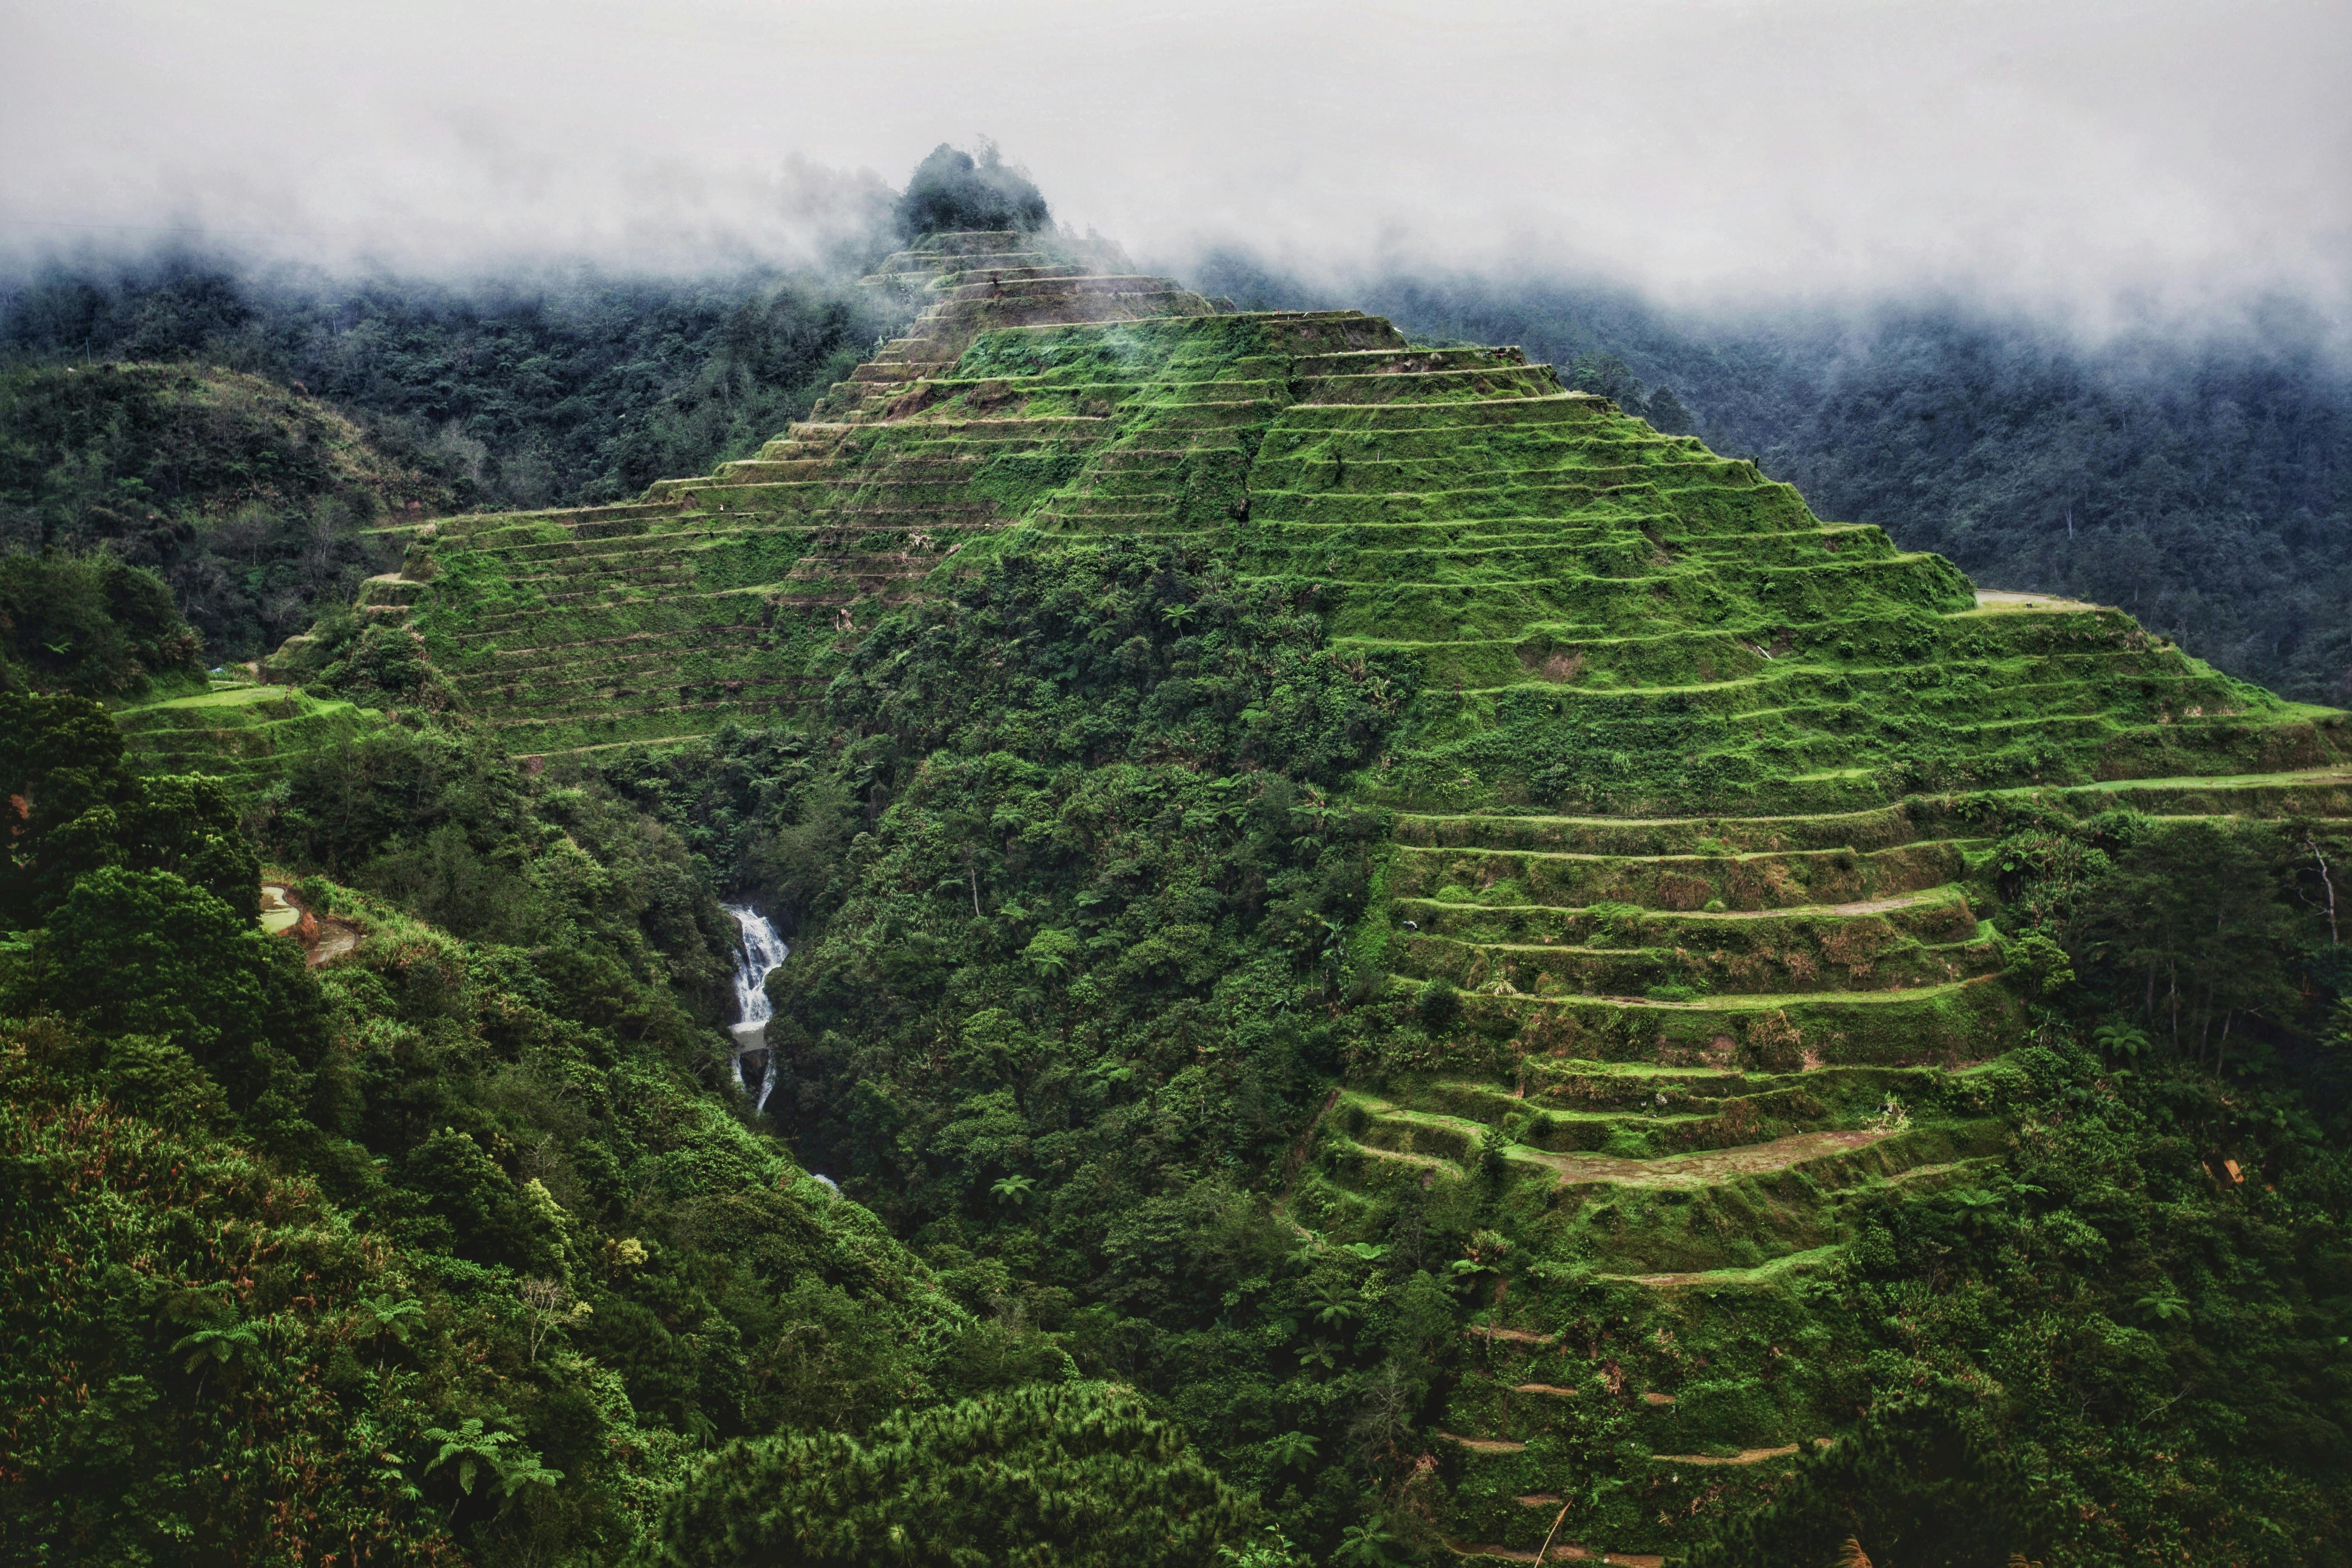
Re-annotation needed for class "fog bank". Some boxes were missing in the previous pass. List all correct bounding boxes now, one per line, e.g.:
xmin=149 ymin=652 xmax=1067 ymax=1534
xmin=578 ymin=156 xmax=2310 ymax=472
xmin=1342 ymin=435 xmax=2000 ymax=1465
xmin=3 ymin=0 xmax=2344 ymax=325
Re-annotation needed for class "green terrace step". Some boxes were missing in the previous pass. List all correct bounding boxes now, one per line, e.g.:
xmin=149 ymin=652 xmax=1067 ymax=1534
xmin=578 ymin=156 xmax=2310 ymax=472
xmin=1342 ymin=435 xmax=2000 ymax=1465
xmin=503 ymin=725 xmax=765 ymax=760
xmin=1349 ymin=1079 xmax=1946 ymax=1160
xmin=357 ymin=574 xmax=425 ymax=607
xmin=1292 ymin=367 xmax=1564 ymax=404
xmin=1308 ymin=557 xmax=1966 ymax=633
xmin=456 ymin=660 xmax=823 ymax=703
xmin=1290 ymin=347 xmax=1531 ymax=375
xmin=1409 ymin=686 xmax=2258 ymax=748
xmin=1329 ymin=615 xmax=2267 ymax=692
xmin=1392 ymin=804 xmax=1942 ymax=855
xmin=466 ymin=524 xmax=818 ymax=562
xmin=1376 ymin=715 xmax=2345 ymax=815
xmin=1326 ymin=1105 xmax=2002 ymax=1197
xmin=1239 ymin=532 xmax=1902 ymax=575
xmin=1993 ymin=764 xmax=2352 ymax=817
xmin=1447 ymin=1059 xmax=1984 ymax=1116
xmin=478 ymin=684 xmax=815 ymax=729
xmin=426 ymin=582 xmax=810 ymax=643
xmin=1396 ymin=886 xmax=1981 ymax=943
xmin=448 ymin=645 xmax=786 ymax=689
xmin=1247 ymin=450 xmax=1753 ymax=484
xmin=1254 ymin=522 xmax=1901 ymax=559
xmin=1278 ymin=393 xmax=1588 ymax=425
xmin=1422 ymin=666 xmax=2250 ymax=720
xmin=114 ymin=684 xmax=389 ymax=778
xmin=438 ymin=621 xmax=801 ymax=662
xmin=1390 ymin=837 xmax=1971 ymax=911
xmin=1597 ymin=1243 xmax=1849 ymax=1290
xmin=1390 ymin=924 xmax=2000 ymax=998
xmin=1426 ymin=972 xmax=2027 ymax=1070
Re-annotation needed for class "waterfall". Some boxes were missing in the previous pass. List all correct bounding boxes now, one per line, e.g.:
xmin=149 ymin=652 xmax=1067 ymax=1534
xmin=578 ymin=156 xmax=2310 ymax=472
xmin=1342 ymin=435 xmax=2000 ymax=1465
xmin=725 ymin=903 xmax=788 ymax=1113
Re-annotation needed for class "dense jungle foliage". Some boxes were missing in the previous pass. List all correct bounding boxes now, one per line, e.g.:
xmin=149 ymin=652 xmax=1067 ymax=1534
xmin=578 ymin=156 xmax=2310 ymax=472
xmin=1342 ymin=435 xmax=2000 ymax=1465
xmin=0 ymin=362 xmax=446 ymax=660
xmin=0 ymin=547 xmax=205 ymax=699
xmin=1 ymin=682 xmax=1248 ymax=1565
xmin=0 ymin=260 xmax=890 ymax=519
xmin=0 ymin=546 xmax=1281 ymax=1567
xmin=893 ymin=141 xmax=1052 ymax=242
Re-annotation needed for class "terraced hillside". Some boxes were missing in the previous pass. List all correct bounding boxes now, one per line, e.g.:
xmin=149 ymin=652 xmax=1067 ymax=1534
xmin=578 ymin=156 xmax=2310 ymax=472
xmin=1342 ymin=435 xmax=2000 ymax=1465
xmin=113 ymin=674 xmax=387 ymax=781
xmin=304 ymin=231 xmax=1234 ymax=755
xmin=286 ymin=228 xmax=2352 ymax=1559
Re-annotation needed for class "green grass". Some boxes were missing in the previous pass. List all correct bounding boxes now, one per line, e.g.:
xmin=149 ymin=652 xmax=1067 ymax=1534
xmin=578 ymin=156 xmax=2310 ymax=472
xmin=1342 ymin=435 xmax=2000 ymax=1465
xmin=113 ymin=683 xmax=388 ymax=779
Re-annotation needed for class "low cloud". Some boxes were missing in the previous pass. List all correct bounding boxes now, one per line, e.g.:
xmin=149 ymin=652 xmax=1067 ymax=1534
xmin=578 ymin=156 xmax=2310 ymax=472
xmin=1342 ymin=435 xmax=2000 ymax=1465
xmin=3 ymin=0 xmax=2344 ymax=325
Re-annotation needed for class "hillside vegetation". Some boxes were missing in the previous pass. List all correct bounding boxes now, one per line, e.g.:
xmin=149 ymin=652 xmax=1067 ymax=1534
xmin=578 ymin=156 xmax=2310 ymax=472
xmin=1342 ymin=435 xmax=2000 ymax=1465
xmin=0 ymin=362 xmax=447 ymax=659
xmin=5 ymin=686 xmax=1231 ymax=1565
xmin=5 ymin=166 xmax=2352 ymax=1567
xmin=2 ymin=260 xmax=893 ymax=517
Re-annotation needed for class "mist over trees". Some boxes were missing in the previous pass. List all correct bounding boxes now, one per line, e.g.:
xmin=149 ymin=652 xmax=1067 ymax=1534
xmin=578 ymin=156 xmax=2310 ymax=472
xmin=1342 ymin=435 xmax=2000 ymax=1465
xmin=1 ymin=257 xmax=890 ymax=513
xmin=893 ymin=141 xmax=1051 ymax=240
xmin=0 ymin=259 xmax=895 ymax=657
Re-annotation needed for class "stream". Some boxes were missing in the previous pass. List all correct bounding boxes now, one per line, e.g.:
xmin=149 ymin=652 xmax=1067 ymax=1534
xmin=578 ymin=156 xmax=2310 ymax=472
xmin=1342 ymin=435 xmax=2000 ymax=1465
xmin=725 ymin=903 xmax=788 ymax=1113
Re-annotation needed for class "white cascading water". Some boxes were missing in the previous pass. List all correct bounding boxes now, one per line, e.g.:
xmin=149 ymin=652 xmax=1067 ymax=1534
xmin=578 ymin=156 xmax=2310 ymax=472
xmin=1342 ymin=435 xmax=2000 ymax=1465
xmin=725 ymin=903 xmax=788 ymax=1113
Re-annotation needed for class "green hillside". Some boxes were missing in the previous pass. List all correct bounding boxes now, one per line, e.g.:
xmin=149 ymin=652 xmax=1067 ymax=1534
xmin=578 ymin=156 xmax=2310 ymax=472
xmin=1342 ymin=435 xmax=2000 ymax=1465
xmin=21 ymin=227 xmax=2352 ymax=1564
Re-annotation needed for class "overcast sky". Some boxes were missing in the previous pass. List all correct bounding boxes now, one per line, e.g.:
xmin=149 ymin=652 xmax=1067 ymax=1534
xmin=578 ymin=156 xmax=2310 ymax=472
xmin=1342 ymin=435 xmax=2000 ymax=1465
xmin=3 ymin=0 xmax=2345 ymax=323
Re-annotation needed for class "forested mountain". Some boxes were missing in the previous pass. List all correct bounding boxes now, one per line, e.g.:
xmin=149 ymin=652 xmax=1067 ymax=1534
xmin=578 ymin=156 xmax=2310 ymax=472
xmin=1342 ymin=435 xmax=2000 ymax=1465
xmin=5 ymin=149 xmax=2352 ymax=1568
xmin=0 ymin=261 xmax=886 ymax=513
xmin=0 ymin=265 xmax=889 ymax=662
xmin=8 ymin=243 xmax=2346 ymax=697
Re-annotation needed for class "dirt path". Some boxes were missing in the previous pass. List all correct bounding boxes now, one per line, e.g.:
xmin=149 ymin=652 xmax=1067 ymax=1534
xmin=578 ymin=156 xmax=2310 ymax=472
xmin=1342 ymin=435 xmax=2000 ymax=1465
xmin=1513 ymin=1126 xmax=1899 ymax=1189
xmin=1651 ymin=1444 xmax=1798 ymax=1466
xmin=1695 ymin=889 xmax=1949 ymax=918
xmin=1967 ymin=589 xmax=2102 ymax=613
xmin=1601 ymin=1245 xmax=1843 ymax=1288
xmin=1446 ymin=1544 xmax=1663 ymax=1567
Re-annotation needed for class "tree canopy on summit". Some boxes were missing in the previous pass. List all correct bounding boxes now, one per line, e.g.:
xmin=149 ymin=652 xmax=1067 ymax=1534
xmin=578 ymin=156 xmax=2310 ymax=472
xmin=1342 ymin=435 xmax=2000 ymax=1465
xmin=895 ymin=142 xmax=1051 ymax=240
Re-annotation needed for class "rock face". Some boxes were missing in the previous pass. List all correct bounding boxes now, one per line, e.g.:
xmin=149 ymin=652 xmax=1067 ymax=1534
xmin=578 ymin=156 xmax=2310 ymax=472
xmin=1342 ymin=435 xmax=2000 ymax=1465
xmin=306 ymin=228 xmax=2352 ymax=1556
